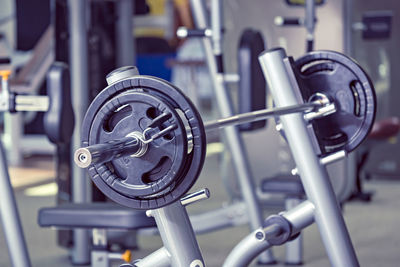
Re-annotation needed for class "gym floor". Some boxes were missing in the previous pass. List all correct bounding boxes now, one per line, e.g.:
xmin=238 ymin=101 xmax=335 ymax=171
xmin=0 ymin=153 xmax=399 ymax=267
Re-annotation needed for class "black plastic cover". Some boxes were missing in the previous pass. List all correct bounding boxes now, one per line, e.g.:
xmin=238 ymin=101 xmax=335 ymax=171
xmin=44 ymin=62 xmax=75 ymax=144
xmin=261 ymin=174 xmax=305 ymax=196
xmin=238 ymin=29 xmax=267 ymax=131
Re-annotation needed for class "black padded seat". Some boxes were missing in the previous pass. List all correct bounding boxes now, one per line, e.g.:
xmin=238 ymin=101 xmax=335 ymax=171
xmin=38 ymin=203 xmax=156 ymax=229
xmin=261 ymin=174 xmax=305 ymax=196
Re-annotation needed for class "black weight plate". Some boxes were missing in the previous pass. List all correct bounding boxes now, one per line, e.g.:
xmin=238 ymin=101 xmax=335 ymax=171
xmin=295 ymin=51 xmax=376 ymax=154
xmin=89 ymin=91 xmax=187 ymax=197
xmin=82 ymin=75 xmax=206 ymax=210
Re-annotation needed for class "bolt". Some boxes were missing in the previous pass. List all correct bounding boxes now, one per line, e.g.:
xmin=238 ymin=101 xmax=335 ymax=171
xmin=78 ymin=153 xmax=87 ymax=163
xmin=255 ymin=231 xmax=265 ymax=240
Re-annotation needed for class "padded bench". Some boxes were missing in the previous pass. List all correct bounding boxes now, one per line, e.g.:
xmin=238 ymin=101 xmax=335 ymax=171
xmin=261 ymin=174 xmax=305 ymax=265
xmin=38 ymin=203 xmax=156 ymax=267
xmin=38 ymin=202 xmax=156 ymax=230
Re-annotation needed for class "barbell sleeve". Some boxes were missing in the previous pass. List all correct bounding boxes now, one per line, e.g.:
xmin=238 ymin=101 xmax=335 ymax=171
xmin=204 ymin=101 xmax=322 ymax=132
xmin=74 ymin=136 xmax=142 ymax=168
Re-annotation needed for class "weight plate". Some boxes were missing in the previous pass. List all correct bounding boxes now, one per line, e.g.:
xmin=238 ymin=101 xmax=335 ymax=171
xmin=295 ymin=51 xmax=376 ymax=154
xmin=89 ymin=91 xmax=187 ymax=197
xmin=82 ymin=75 xmax=206 ymax=209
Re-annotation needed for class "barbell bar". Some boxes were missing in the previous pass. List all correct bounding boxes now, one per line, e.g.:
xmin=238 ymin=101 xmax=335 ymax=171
xmin=74 ymin=97 xmax=330 ymax=169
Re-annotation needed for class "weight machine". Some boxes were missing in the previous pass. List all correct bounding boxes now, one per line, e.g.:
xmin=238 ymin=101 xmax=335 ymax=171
xmin=178 ymin=0 xmax=275 ymax=263
xmin=54 ymin=42 xmax=376 ymax=266
xmin=0 ymin=62 xmax=73 ymax=267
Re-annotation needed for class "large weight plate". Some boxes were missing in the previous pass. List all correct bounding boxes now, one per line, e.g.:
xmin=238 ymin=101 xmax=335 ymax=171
xmin=89 ymin=91 xmax=187 ymax=197
xmin=295 ymin=51 xmax=376 ymax=154
xmin=82 ymin=75 xmax=206 ymax=209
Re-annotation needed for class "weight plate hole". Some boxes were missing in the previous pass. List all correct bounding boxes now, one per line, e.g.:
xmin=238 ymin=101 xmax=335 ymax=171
xmin=146 ymin=107 xmax=159 ymax=119
xmin=300 ymin=60 xmax=335 ymax=75
xmin=322 ymin=132 xmax=348 ymax=144
xmin=105 ymin=162 xmax=115 ymax=173
xmin=142 ymin=156 xmax=171 ymax=184
xmin=163 ymin=133 xmax=173 ymax=140
xmin=350 ymin=80 xmax=361 ymax=117
xmin=103 ymin=105 xmax=132 ymax=133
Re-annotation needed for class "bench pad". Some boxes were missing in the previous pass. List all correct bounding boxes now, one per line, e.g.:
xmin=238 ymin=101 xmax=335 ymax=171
xmin=38 ymin=203 xmax=156 ymax=229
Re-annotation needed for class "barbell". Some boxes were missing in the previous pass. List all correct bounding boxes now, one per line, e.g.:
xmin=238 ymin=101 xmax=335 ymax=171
xmin=75 ymin=50 xmax=376 ymax=210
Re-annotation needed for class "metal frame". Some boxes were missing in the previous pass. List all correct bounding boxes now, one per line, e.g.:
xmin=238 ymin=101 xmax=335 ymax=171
xmin=188 ymin=0 xmax=275 ymax=263
xmin=0 ymin=135 xmax=31 ymax=267
xmin=0 ymin=45 xmax=362 ymax=267
xmin=68 ymin=0 xmax=91 ymax=264
xmin=258 ymin=48 xmax=359 ymax=266
xmin=129 ymin=47 xmax=360 ymax=267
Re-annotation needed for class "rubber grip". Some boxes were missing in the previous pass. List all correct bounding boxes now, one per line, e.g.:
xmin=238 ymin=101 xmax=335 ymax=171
xmin=0 ymin=58 xmax=11 ymax=64
xmin=281 ymin=18 xmax=302 ymax=26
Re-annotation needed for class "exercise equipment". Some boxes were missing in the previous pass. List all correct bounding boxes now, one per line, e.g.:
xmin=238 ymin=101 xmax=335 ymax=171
xmin=52 ymin=0 xmax=139 ymax=261
xmin=261 ymin=175 xmax=305 ymax=265
xmin=75 ymin=47 xmax=376 ymax=212
xmin=180 ymin=0 xmax=275 ymax=263
xmin=76 ymin=66 xmax=206 ymax=209
xmin=349 ymin=117 xmax=400 ymax=202
xmin=294 ymin=50 xmax=376 ymax=154
xmin=73 ymin=68 xmax=319 ymax=210
xmin=238 ymin=29 xmax=266 ymax=131
xmin=275 ymin=0 xmax=319 ymax=52
xmin=39 ymin=203 xmax=156 ymax=267
xmin=72 ymin=46 xmax=374 ymax=267
xmin=0 ymin=62 xmax=74 ymax=267
xmin=44 ymin=62 xmax=75 ymax=144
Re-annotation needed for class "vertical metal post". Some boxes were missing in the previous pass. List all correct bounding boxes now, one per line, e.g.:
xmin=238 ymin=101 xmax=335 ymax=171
xmin=343 ymin=0 xmax=353 ymax=55
xmin=0 ymin=141 xmax=31 ymax=267
xmin=211 ymin=0 xmax=222 ymax=59
xmin=284 ymin=198 xmax=303 ymax=265
xmin=189 ymin=0 xmax=275 ymax=263
xmin=149 ymin=202 xmax=204 ymax=267
xmin=305 ymin=0 xmax=316 ymax=52
xmin=259 ymin=48 xmax=359 ymax=267
xmin=68 ymin=0 xmax=90 ymax=263
xmin=3 ymin=113 xmax=23 ymax=166
xmin=116 ymin=0 xmax=135 ymax=67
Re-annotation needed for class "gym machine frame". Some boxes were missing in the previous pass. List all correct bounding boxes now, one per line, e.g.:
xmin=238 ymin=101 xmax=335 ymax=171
xmin=0 ymin=69 xmax=51 ymax=267
xmin=177 ymin=0 xmax=276 ymax=263
xmin=75 ymin=45 xmax=363 ymax=266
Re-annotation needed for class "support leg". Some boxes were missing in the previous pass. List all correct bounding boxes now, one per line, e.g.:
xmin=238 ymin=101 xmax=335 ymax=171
xmin=147 ymin=201 xmax=205 ymax=267
xmin=259 ymin=48 xmax=359 ymax=267
xmin=68 ymin=0 xmax=90 ymax=263
xmin=0 ymin=141 xmax=31 ymax=267
xmin=116 ymin=0 xmax=135 ymax=67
